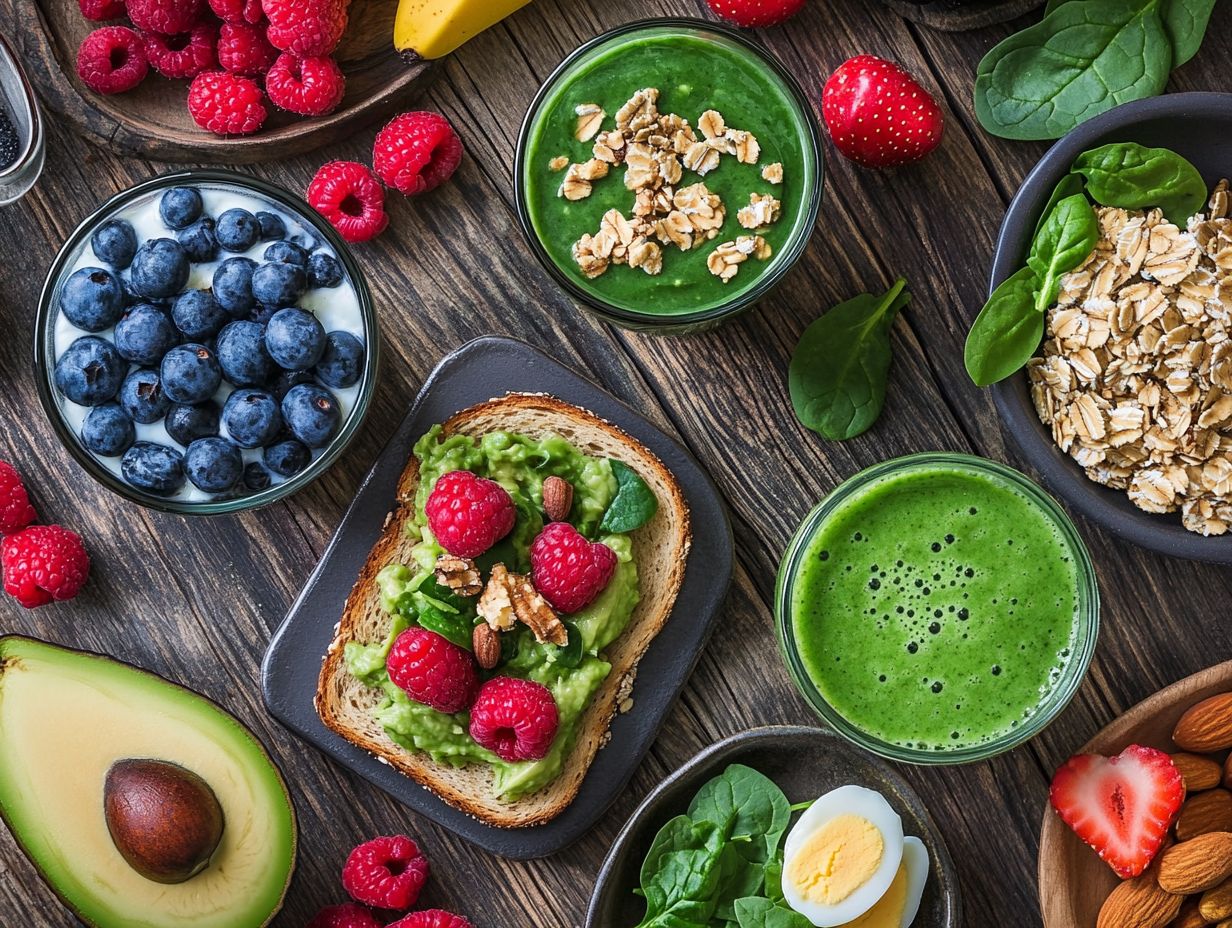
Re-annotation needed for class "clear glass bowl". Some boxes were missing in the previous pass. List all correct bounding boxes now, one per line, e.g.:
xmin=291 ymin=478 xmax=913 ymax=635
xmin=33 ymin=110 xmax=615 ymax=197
xmin=513 ymin=18 xmax=823 ymax=333
xmin=775 ymin=453 xmax=1100 ymax=765
xmin=0 ymin=34 xmax=45 ymax=206
xmin=34 ymin=169 xmax=379 ymax=515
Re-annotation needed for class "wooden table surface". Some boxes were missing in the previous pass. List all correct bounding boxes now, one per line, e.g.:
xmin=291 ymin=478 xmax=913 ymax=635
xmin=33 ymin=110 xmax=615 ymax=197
xmin=3 ymin=2 xmax=1231 ymax=925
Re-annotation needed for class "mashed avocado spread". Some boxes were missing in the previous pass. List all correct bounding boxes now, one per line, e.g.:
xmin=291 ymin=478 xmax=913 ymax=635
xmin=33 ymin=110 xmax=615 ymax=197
xmin=344 ymin=426 xmax=642 ymax=801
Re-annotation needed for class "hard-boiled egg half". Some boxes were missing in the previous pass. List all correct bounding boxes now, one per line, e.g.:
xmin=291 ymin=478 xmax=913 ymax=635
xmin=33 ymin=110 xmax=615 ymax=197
xmin=781 ymin=785 xmax=930 ymax=928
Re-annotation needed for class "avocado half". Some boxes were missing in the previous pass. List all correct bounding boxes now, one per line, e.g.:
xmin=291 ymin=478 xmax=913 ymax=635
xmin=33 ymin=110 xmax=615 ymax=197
xmin=0 ymin=636 xmax=297 ymax=928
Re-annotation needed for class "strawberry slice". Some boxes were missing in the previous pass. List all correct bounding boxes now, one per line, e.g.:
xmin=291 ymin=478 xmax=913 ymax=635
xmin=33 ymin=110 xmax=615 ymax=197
xmin=1049 ymin=745 xmax=1185 ymax=878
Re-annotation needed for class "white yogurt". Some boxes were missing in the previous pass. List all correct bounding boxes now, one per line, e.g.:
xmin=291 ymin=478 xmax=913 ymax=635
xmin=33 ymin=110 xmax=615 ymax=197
xmin=51 ymin=183 xmax=367 ymax=503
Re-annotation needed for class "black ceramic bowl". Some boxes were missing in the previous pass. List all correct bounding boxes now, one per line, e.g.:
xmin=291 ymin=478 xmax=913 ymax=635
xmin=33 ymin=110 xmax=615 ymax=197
xmin=990 ymin=92 xmax=1232 ymax=564
xmin=586 ymin=726 xmax=961 ymax=927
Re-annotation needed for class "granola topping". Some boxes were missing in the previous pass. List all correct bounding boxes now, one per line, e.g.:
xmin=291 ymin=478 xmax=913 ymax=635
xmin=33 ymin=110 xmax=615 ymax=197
xmin=737 ymin=192 xmax=782 ymax=230
xmin=707 ymin=235 xmax=772 ymax=283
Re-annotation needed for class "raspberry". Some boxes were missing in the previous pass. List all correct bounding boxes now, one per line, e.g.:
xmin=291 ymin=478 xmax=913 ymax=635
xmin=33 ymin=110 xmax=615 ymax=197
xmin=387 ymin=912 xmax=474 ymax=928
xmin=262 ymin=0 xmax=348 ymax=57
xmin=127 ymin=0 xmax=205 ymax=34
xmin=469 ymin=677 xmax=559 ymax=762
xmin=305 ymin=904 xmax=380 ymax=928
xmin=529 ymin=522 xmax=617 ymax=613
xmin=372 ymin=111 xmax=463 ymax=196
xmin=142 ymin=23 xmax=217 ymax=79
xmin=187 ymin=70 xmax=267 ymax=135
xmin=387 ymin=628 xmax=478 ymax=714
xmin=208 ymin=0 xmax=262 ymax=23
xmin=266 ymin=52 xmax=345 ymax=116
xmin=1 ymin=525 xmax=90 ymax=609
xmin=0 ymin=464 xmax=36 ymax=535
xmin=78 ymin=0 xmax=127 ymax=20
xmin=77 ymin=27 xmax=148 ymax=95
xmin=341 ymin=835 xmax=429 ymax=910
xmin=424 ymin=470 xmax=515 ymax=558
xmin=306 ymin=161 xmax=388 ymax=243
xmin=217 ymin=22 xmax=277 ymax=76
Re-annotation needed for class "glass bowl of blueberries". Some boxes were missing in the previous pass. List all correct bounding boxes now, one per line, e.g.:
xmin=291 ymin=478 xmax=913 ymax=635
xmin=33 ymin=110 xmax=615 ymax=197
xmin=34 ymin=169 xmax=379 ymax=514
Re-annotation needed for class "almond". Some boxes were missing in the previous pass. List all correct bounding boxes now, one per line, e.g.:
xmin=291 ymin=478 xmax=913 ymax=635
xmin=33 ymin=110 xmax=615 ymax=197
xmin=542 ymin=476 xmax=574 ymax=523
xmin=1178 ymin=790 xmax=1232 ymax=842
xmin=1098 ymin=866 xmax=1184 ymax=928
xmin=1159 ymin=832 xmax=1232 ymax=894
xmin=1173 ymin=752 xmax=1225 ymax=792
xmin=1225 ymin=753 xmax=1232 ymax=791
xmin=1170 ymin=899 xmax=1208 ymax=928
xmin=1175 ymin=694 xmax=1232 ymax=753
xmin=472 ymin=623 xmax=501 ymax=671
xmin=1203 ymin=878 xmax=1232 ymax=922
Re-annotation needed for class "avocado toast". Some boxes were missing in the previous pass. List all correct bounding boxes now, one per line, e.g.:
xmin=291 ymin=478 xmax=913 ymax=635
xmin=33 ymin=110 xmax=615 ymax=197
xmin=316 ymin=394 xmax=690 ymax=827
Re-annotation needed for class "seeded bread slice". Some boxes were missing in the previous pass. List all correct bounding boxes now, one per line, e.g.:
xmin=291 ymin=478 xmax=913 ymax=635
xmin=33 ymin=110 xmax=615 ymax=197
xmin=315 ymin=393 xmax=691 ymax=828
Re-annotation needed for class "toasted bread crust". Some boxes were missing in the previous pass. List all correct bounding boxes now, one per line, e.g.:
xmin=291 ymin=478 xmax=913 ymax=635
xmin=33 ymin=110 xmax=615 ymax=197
xmin=315 ymin=394 xmax=691 ymax=827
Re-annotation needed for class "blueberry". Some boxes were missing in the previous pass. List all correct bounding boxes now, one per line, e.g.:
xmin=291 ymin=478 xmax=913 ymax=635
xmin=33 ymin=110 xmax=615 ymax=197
xmin=223 ymin=389 xmax=282 ymax=448
xmin=251 ymin=261 xmax=305 ymax=309
xmin=114 ymin=303 xmax=179 ymax=366
xmin=60 ymin=267 xmax=125 ymax=332
xmin=216 ymin=208 xmax=259 ymax=252
xmin=176 ymin=217 xmax=218 ymax=263
xmin=172 ymin=289 xmax=227 ymax=341
xmin=249 ymin=304 xmax=277 ymax=325
xmin=161 ymin=343 xmax=222 ymax=404
xmin=270 ymin=368 xmax=314 ymax=401
xmin=121 ymin=441 xmax=185 ymax=495
xmin=165 ymin=401 xmax=220 ymax=446
xmin=130 ymin=238 xmax=190 ymax=299
xmin=54 ymin=336 xmax=126 ymax=406
xmin=243 ymin=461 xmax=272 ymax=491
xmin=265 ymin=308 xmax=326 ymax=371
xmin=212 ymin=257 xmax=257 ymax=317
xmin=216 ymin=320 xmax=274 ymax=386
xmin=256 ymin=211 xmax=286 ymax=241
xmin=81 ymin=403 xmax=135 ymax=457
xmin=314 ymin=331 xmax=364 ymax=388
xmin=185 ymin=437 xmax=243 ymax=492
xmin=91 ymin=220 xmax=137 ymax=270
xmin=263 ymin=438 xmax=311 ymax=477
xmin=263 ymin=241 xmax=308 ymax=266
xmin=306 ymin=251 xmax=343 ymax=288
xmin=287 ymin=230 xmax=318 ymax=251
xmin=160 ymin=187 xmax=203 ymax=230
xmin=281 ymin=384 xmax=340 ymax=448
xmin=119 ymin=368 xmax=172 ymax=424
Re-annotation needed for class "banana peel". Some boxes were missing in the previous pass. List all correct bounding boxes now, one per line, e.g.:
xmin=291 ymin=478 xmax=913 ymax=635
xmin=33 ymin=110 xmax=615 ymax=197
xmin=394 ymin=0 xmax=531 ymax=61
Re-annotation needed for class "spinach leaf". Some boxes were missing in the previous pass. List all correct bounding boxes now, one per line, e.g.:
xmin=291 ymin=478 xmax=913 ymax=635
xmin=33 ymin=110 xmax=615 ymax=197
xmin=762 ymin=849 xmax=786 ymax=907
xmin=964 ymin=267 xmax=1045 ymax=387
xmin=733 ymin=897 xmax=813 ymax=928
xmin=1032 ymin=173 xmax=1086 ymax=239
xmin=636 ymin=816 xmax=722 ymax=928
xmin=599 ymin=460 xmax=657 ymax=534
xmin=712 ymin=843 xmax=767 ymax=923
xmin=1072 ymin=141 xmax=1208 ymax=224
xmin=687 ymin=764 xmax=791 ymax=865
xmin=788 ymin=279 xmax=910 ymax=441
xmin=975 ymin=0 xmax=1172 ymax=140
xmin=1161 ymin=0 xmax=1217 ymax=66
xmin=1026 ymin=193 xmax=1099 ymax=311
xmin=548 ymin=620 xmax=584 ymax=668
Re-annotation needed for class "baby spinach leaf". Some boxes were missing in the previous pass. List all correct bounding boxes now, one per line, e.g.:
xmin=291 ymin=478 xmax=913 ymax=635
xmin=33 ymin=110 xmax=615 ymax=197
xmin=1072 ymin=142 xmax=1208 ymax=224
xmin=964 ymin=267 xmax=1045 ymax=387
xmin=1161 ymin=0 xmax=1217 ymax=66
xmin=1027 ymin=193 xmax=1099 ymax=311
xmin=712 ymin=843 xmax=767 ymax=923
xmin=1033 ymin=173 xmax=1086 ymax=239
xmin=762 ymin=849 xmax=786 ymax=907
xmin=687 ymin=764 xmax=791 ymax=865
xmin=599 ymin=460 xmax=657 ymax=534
xmin=636 ymin=816 xmax=722 ymax=928
xmin=974 ymin=0 xmax=1172 ymax=140
xmin=788 ymin=279 xmax=911 ymax=442
xmin=733 ymin=897 xmax=813 ymax=928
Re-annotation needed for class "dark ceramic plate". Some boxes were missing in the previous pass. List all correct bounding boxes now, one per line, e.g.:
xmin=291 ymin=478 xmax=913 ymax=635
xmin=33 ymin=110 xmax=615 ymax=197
xmin=261 ymin=336 xmax=733 ymax=858
xmin=586 ymin=726 xmax=962 ymax=927
xmin=990 ymin=92 xmax=1232 ymax=564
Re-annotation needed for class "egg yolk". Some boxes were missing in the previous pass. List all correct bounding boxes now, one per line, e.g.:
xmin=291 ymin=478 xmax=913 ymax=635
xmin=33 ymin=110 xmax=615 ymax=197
xmin=786 ymin=814 xmax=884 ymax=905
xmin=840 ymin=861 xmax=909 ymax=928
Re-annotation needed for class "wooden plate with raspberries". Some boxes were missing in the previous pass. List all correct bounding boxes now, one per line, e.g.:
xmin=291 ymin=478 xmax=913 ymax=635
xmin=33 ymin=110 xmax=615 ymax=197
xmin=10 ymin=0 xmax=432 ymax=163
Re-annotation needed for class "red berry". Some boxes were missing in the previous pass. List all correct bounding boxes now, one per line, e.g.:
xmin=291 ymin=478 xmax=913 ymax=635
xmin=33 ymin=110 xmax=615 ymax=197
xmin=142 ymin=23 xmax=217 ymax=79
xmin=424 ymin=470 xmax=515 ymax=559
xmin=127 ymin=0 xmax=205 ymax=35
xmin=387 ymin=628 xmax=478 ymax=714
xmin=77 ymin=26 xmax=148 ymax=95
xmin=306 ymin=161 xmax=388 ymax=243
xmin=705 ymin=0 xmax=805 ymax=27
xmin=372 ymin=111 xmax=463 ymax=196
xmin=262 ymin=0 xmax=348 ymax=57
xmin=0 ymin=463 xmax=37 ymax=536
xmin=78 ymin=0 xmax=127 ymax=20
xmin=341 ymin=835 xmax=429 ymax=911
xmin=266 ymin=52 xmax=345 ymax=116
xmin=822 ymin=55 xmax=944 ymax=169
xmin=306 ymin=903 xmax=381 ymax=928
xmin=529 ymin=522 xmax=616 ymax=614
xmin=469 ymin=677 xmax=559 ymax=762
xmin=216 ymin=22 xmax=277 ymax=76
xmin=1 ymin=525 xmax=90 ymax=609
xmin=387 ymin=912 xmax=474 ymax=928
xmin=208 ymin=0 xmax=262 ymax=23
xmin=187 ymin=70 xmax=267 ymax=135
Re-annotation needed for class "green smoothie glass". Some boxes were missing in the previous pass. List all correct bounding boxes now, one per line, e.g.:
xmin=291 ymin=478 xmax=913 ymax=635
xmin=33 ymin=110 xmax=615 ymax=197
xmin=514 ymin=18 xmax=823 ymax=332
xmin=775 ymin=454 xmax=1100 ymax=765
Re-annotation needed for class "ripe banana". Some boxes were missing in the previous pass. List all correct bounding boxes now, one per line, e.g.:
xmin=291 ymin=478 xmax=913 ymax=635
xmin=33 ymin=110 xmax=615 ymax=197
xmin=394 ymin=0 xmax=532 ymax=61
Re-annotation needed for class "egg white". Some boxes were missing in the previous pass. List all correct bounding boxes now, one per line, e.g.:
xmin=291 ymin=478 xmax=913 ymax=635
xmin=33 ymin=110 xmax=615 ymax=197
xmin=781 ymin=785 xmax=905 ymax=927
xmin=897 ymin=836 xmax=930 ymax=928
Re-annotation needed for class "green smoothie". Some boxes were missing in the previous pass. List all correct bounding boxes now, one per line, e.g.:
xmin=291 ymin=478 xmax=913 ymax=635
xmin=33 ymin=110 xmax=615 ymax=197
xmin=521 ymin=25 xmax=818 ymax=317
xmin=786 ymin=459 xmax=1090 ymax=753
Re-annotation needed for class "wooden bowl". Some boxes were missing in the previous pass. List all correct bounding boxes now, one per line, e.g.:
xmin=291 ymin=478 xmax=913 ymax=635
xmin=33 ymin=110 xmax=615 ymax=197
xmin=1038 ymin=660 xmax=1232 ymax=928
xmin=12 ymin=0 xmax=433 ymax=163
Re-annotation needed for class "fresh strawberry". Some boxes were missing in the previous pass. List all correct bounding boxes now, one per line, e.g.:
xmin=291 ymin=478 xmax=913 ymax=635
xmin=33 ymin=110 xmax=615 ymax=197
xmin=705 ymin=0 xmax=805 ymax=28
xmin=1049 ymin=745 xmax=1185 ymax=878
xmin=821 ymin=55 xmax=944 ymax=169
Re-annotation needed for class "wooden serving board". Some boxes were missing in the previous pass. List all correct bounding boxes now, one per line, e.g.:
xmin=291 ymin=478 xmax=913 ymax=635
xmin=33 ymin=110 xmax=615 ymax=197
xmin=8 ymin=0 xmax=434 ymax=164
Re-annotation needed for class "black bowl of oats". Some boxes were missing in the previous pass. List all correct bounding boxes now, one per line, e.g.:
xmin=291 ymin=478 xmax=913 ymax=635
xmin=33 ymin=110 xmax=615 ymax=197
xmin=990 ymin=92 xmax=1232 ymax=564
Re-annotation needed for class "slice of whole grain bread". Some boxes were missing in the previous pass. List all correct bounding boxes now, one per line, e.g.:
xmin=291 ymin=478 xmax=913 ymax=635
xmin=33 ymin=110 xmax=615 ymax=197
xmin=315 ymin=393 xmax=691 ymax=827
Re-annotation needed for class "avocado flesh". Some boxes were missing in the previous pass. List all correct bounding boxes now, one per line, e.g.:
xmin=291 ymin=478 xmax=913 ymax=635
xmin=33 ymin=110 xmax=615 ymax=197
xmin=0 ymin=637 xmax=296 ymax=928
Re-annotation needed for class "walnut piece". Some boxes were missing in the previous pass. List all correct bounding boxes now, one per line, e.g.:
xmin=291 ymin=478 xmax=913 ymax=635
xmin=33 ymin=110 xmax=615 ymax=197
xmin=475 ymin=564 xmax=567 ymax=645
xmin=476 ymin=564 xmax=517 ymax=631
xmin=434 ymin=554 xmax=482 ymax=597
